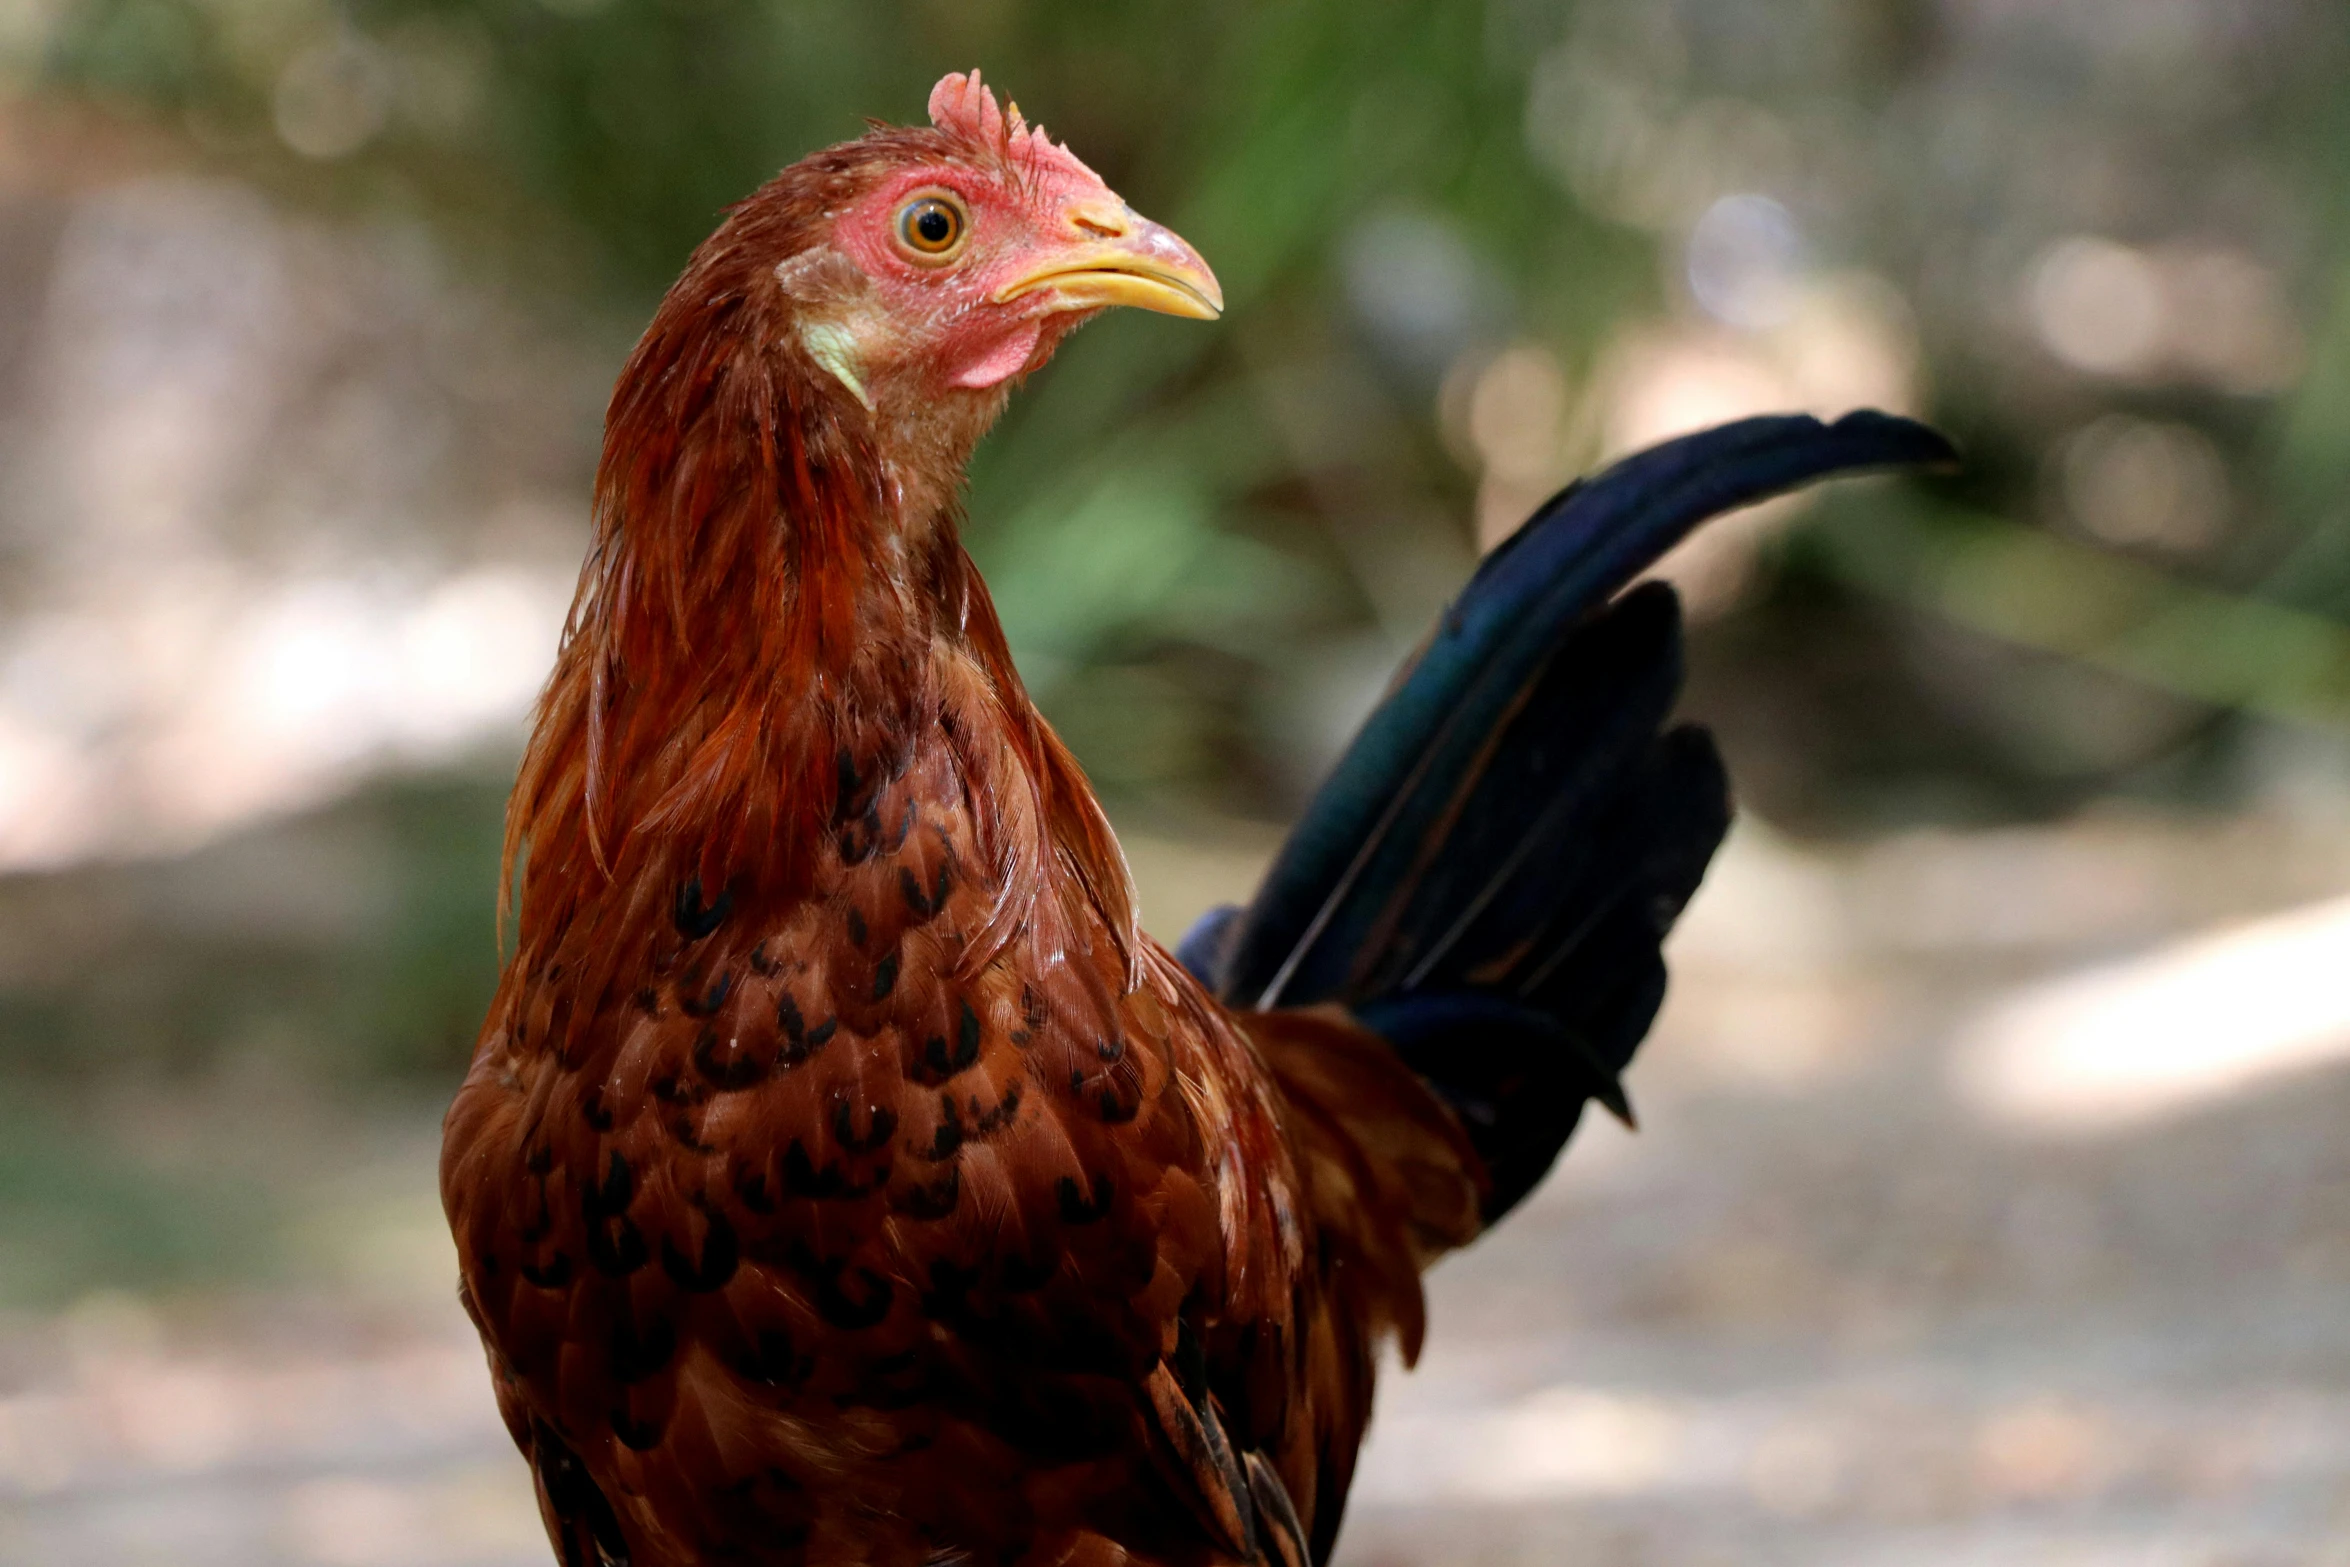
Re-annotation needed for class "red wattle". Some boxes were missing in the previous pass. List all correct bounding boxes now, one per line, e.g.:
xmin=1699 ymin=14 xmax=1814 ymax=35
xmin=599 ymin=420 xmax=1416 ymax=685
xmin=947 ymin=319 xmax=1046 ymax=390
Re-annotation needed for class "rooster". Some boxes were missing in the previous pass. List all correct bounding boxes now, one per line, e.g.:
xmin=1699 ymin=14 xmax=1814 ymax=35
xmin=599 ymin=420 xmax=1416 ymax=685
xmin=442 ymin=70 xmax=1950 ymax=1567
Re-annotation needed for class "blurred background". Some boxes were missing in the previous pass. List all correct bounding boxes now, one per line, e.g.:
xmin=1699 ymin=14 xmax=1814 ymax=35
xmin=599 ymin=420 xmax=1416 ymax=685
xmin=2 ymin=0 xmax=2350 ymax=1561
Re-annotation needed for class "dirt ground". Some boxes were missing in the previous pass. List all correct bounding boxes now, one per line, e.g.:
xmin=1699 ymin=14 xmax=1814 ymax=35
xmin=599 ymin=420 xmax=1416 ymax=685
xmin=6 ymin=811 xmax=2350 ymax=1566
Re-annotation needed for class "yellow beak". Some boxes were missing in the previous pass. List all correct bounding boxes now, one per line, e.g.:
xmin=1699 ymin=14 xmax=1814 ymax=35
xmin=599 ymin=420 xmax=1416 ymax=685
xmin=993 ymin=205 xmax=1224 ymax=321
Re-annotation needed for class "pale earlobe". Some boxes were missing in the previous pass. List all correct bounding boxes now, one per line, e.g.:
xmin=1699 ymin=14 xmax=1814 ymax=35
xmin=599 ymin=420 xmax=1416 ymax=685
xmin=799 ymin=321 xmax=875 ymax=410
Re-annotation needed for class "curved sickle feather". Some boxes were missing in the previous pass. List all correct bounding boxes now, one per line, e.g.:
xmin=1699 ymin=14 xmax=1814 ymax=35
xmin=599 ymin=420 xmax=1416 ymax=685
xmin=1219 ymin=410 xmax=1955 ymax=1011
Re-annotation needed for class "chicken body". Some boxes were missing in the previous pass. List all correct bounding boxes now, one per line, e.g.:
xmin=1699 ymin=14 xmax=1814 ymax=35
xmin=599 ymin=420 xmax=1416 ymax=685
xmin=446 ymin=657 xmax=1464 ymax=1565
xmin=442 ymin=68 xmax=1951 ymax=1567
xmin=444 ymin=73 xmax=1477 ymax=1567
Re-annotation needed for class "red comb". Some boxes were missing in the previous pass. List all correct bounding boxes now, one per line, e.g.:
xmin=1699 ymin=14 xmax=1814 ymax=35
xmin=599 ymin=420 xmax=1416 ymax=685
xmin=927 ymin=70 xmax=1100 ymax=185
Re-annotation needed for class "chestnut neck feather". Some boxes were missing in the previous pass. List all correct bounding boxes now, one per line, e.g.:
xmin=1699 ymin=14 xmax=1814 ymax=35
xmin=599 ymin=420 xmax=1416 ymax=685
xmin=500 ymin=161 xmax=1136 ymax=990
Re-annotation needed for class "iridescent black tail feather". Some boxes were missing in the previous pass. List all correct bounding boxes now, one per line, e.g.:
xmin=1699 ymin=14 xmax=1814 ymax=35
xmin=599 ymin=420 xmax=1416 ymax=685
xmin=1181 ymin=411 xmax=1954 ymax=1221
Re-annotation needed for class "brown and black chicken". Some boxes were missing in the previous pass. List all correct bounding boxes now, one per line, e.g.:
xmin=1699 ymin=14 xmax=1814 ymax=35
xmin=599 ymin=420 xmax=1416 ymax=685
xmin=440 ymin=70 xmax=1950 ymax=1567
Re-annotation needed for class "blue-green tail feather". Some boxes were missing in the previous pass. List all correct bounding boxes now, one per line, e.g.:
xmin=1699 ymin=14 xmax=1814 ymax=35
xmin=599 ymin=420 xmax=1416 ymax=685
xmin=1181 ymin=410 xmax=1953 ymax=1221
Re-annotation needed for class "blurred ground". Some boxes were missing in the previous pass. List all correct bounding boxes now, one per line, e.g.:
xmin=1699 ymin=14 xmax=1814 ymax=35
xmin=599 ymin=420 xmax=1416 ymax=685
xmin=7 ymin=806 xmax=2350 ymax=1566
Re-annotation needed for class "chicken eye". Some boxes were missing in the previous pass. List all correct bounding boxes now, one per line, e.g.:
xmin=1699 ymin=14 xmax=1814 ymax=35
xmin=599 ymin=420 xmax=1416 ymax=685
xmin=896 ymin=195 xmax=967 ymax=259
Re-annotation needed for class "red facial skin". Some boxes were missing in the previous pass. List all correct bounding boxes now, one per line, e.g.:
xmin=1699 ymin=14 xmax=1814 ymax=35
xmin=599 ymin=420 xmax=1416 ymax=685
xmin=822 ymin=165 xmax=1087 ymax=391
xmin=792 ymin=73 xmax=1218 ymax=413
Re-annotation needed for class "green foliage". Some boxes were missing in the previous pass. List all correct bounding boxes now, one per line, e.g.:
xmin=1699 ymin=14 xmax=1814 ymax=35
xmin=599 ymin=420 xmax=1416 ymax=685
xmin=2 ymin=0 xmax=2347 ymax=1095
xmin=0 ymin=1096 xmax=281 ymax=1303
xmin=20 ymin=0 xmax=1657 ymax=821
xmin=0 ymin=775 xmax=508 ymax=1084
